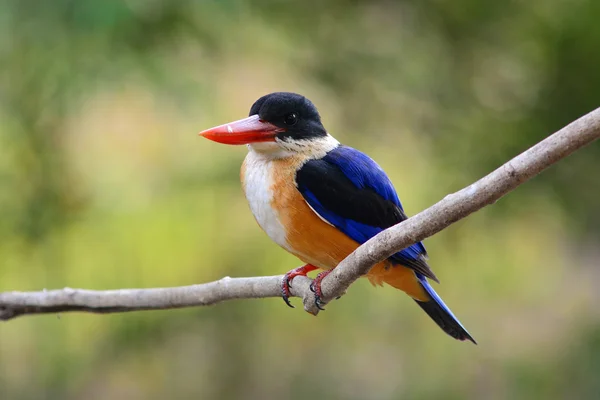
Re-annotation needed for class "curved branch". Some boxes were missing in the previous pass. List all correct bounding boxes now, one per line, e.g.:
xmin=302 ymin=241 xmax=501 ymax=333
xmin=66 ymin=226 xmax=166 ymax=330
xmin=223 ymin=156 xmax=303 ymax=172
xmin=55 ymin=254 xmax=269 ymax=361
xmin=1 ymin=107 xmax=599 ymax=320
xmin=317 ymin=107 xmax=600 ymax=311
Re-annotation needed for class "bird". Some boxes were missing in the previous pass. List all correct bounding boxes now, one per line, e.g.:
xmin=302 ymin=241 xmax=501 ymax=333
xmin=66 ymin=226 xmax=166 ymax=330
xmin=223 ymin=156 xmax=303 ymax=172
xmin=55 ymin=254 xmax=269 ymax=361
xmin=199 ymin=92 xmax=475 ymax=343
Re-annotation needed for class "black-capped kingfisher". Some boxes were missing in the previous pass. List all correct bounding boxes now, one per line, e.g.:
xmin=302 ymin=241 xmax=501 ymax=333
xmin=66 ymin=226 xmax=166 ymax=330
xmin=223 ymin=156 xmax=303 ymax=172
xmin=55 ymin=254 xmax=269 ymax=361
xmin=199 ymin=92 xmax=475 ymax=343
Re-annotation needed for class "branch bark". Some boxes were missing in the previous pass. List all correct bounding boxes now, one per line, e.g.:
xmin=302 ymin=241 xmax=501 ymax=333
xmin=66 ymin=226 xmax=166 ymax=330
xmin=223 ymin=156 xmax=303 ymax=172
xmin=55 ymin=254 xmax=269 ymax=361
xmin=1 ymin=108 xmax=599 ymax=321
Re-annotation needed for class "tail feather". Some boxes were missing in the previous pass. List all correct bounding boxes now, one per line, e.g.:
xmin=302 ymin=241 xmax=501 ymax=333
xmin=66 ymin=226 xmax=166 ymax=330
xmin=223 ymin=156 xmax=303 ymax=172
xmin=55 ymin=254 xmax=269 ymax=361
xmin=415 ymin=274 xmax=476 ymax=344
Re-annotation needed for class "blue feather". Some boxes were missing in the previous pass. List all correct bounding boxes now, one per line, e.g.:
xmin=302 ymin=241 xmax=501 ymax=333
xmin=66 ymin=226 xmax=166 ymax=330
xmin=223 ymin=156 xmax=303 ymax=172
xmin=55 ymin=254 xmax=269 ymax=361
xmin=415 ymin=273 xmax=475 ymax=342
xmin=323 ymin=146 xmax=403 ymax=207
xmin=301 ymin=146 xmax=427 ymax=262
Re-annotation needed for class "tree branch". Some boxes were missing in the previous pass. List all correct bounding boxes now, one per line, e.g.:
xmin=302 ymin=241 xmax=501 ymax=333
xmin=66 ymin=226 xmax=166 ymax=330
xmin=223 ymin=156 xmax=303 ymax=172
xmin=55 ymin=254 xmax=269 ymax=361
xmin=1 ymin=107 xmax=599 ymax=321
xmin=0 ymin=275 xmax=314 ymax=320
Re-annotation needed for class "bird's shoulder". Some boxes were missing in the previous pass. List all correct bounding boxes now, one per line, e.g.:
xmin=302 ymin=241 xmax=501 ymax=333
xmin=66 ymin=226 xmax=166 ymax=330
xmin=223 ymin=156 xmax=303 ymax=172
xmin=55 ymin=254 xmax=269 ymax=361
xmin=295 ymin=144 xmax=432 ymax=279
xmin=295 ymin=145 xmax=407 ymax=228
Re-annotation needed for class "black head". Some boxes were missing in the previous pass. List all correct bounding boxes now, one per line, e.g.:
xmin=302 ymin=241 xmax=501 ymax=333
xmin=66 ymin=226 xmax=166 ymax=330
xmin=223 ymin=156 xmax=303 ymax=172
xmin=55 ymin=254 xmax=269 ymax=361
xmin=249 ymin=92 xmax=327 ymax=141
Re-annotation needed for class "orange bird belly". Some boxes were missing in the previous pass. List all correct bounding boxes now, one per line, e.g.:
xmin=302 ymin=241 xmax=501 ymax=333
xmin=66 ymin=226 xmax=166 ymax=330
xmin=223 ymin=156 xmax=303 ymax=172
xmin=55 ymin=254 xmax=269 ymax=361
xmin=242 ymin=153 xmax=427 ymax=301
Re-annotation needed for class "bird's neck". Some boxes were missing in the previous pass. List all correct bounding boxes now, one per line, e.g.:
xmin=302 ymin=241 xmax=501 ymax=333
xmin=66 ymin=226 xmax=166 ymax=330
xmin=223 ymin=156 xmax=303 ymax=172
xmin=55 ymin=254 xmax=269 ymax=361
xmin=247 ymin=134 xmax=340 ymax=161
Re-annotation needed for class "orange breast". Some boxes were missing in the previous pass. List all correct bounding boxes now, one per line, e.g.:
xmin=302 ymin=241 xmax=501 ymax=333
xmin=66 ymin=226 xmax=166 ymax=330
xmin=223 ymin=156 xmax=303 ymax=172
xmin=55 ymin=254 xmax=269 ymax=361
xmin=268 ymin=156 xmax=358 ymax=269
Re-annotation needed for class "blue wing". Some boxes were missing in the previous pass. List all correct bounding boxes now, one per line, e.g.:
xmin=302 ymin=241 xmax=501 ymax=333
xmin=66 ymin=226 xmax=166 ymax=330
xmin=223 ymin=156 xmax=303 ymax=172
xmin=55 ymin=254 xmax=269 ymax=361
xmin=296 ymin=145 xmax=434 ymax=280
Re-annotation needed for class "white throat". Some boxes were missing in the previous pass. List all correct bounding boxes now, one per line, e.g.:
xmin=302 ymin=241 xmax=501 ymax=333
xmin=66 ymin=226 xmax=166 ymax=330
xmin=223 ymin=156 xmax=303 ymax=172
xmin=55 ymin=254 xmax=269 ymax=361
xmin=247 ymin=134 xmax=340 ymax=161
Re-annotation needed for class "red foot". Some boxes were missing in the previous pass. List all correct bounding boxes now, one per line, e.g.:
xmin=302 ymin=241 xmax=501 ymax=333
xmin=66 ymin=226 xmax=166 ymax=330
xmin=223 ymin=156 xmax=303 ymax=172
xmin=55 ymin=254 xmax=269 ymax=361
xmin=281 ymin=264 xmax=318 ymax=308
xmin=310 ymin=270 xmax=332 ymax=310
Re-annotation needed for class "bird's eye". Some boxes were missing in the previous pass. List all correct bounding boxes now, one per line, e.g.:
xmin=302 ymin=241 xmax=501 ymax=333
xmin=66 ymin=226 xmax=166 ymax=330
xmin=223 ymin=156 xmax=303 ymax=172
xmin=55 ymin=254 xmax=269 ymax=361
xmin=283 ymin=113 xmax=298 ymax=126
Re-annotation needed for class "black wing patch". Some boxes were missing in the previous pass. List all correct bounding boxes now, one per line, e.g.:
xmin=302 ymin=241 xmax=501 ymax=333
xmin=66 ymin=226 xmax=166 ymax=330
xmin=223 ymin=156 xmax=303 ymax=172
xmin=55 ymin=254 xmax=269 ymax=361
xmin=296 ymin=159 xmax=437 ymax=281
xmin=296 ymin=159 xmax=407 ymax=228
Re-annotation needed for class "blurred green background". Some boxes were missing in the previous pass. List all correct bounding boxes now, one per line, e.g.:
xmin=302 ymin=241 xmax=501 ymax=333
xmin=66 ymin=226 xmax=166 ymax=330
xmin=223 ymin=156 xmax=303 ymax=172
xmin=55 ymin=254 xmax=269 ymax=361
xmin=1 ymin=1 xmax=599 ymax=399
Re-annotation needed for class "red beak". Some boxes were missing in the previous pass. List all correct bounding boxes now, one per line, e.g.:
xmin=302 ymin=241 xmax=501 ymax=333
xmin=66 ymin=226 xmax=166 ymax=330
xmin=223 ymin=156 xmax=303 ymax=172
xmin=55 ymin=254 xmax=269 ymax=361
xmin=199 ymin=115 xmax=284 ymax=145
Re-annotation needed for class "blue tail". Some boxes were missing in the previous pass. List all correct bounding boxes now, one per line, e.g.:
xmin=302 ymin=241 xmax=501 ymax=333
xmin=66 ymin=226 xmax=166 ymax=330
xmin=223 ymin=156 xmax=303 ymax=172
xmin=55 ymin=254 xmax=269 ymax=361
xmin=414 ymin=274 xmax=476 ymax=344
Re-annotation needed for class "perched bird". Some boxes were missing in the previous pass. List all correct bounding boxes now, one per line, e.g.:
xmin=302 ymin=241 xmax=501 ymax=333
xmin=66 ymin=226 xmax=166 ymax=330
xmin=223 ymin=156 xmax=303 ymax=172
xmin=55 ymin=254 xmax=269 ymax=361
xmin=199 ymin=92 xmax=475 ymax=343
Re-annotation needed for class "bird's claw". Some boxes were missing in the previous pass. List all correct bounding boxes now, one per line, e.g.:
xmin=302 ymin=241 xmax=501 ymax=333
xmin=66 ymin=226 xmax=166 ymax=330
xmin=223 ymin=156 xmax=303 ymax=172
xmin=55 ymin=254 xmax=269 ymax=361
xmin=281 ymin=272 xmax=295 ymax=308
xmin=280 ymin=264 xmax=318 ymax=309
xmin=310 ymin=270 xmax=332 ymax=311
xmin=315 ymin=296 xmax=326 ymax=311
xmin=283 ymin=296 xmax=294 ymax=308
xmin=308 ymin=281 xmax=325 ymax=310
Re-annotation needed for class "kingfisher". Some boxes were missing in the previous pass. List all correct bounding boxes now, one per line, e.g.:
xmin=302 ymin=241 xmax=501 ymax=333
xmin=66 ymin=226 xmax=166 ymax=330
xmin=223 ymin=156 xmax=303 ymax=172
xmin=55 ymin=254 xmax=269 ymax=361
xmin=199 ymin=92 xmax=475 ymax=343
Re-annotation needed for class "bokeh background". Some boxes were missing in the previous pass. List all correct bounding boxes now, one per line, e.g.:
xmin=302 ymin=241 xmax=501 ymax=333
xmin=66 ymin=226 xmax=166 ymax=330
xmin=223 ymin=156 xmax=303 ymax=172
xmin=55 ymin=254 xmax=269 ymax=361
xmin=1 ymin=1 xmax=600 ymax=399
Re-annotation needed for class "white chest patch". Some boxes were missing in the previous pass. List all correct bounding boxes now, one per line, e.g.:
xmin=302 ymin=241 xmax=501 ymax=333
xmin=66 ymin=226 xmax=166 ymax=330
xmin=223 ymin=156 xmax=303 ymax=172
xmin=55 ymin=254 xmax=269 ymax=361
xmin=243 ymin=152 xmax=291 ymax=250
